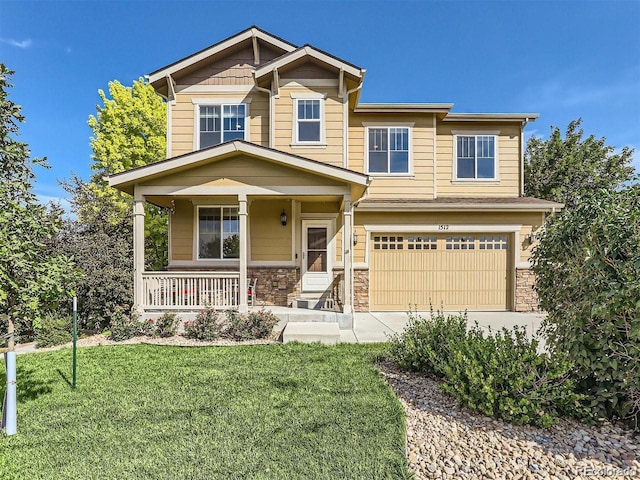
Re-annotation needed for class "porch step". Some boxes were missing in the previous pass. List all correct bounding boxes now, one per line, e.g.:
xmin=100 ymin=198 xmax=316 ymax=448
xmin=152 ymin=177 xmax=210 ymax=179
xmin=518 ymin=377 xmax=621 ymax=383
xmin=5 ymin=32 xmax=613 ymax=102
xmin=293 ymin=296 xmax=337 ymax=310
xmin=275 ymin=310 xmax=353 ymax=330
xmin=282 ymin=322 xmax=340 ymax=345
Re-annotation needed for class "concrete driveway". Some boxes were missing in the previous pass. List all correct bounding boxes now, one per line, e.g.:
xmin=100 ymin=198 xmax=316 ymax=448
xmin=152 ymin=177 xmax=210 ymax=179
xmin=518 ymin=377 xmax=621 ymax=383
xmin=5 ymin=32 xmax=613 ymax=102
xmin=340 ymin=311 xmax=545 ymax=343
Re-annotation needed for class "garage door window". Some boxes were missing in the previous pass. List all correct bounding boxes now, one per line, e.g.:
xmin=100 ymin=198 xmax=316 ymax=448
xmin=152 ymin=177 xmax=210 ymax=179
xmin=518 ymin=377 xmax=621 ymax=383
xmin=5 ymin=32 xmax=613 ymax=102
xmin=479 ymin=235 xmax=508 ymax=250
xmin=446 ymin=236 xmax=475 ymax=250
xmin=373 ymin=235 xmax=404 ymax=250
xmin=407 ymin=236 xmax=437 ymax=250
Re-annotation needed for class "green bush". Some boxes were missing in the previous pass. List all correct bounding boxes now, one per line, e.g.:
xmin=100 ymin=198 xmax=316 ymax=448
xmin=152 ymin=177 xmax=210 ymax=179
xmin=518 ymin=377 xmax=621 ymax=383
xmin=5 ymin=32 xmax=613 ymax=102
xmin=227 ymin=309 xmax=280 ymax=340
xmin=109 ymin=307 xmax=148 ymax=341
xmin=183 ymin=308 xmax=279 ymax=341
xmin=388 ymin=310 xmax=467 ymax=374
xmin=389 ymin=311 xmax=588 ymax=427
xmin=35 ymin=314 xmax=72 ymax=348
xmin=153 ymin=312 xmax=180 ymax=338
xmin=532 ymin=184 xmax=640 ymax=429
xmin=183 ymin=307 xmax=225 ymax=341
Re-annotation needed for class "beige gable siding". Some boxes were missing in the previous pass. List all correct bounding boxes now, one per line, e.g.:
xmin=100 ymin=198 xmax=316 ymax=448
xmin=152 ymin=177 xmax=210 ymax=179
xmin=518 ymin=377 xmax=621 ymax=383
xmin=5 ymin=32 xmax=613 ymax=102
xmin=144 ymin=155 xmax=345 ymax=188
xmin=280 ymin=61 xmax=337 ymax=80
xmin=178 ymin=46 xmax=254 ymax=86
xmin=436 ymin=122 xmax=521 ymax=197
xmin=348 ymin=113 xmax=435 ymax=199
xmin=171 ymin=91 xmax=269 ymax=157
xmin=250 ymin=200 xmax=293 ymax=261
xmin=274 ymin=84 xmax=344 ymax=166
xmin=170 ymin=199 xmax=194 ymax=261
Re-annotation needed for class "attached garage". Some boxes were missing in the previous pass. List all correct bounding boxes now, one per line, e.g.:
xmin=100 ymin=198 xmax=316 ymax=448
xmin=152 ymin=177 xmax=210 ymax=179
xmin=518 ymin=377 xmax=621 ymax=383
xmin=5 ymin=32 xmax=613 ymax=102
xmin=369 ymin=232 xmax=511 ymax=311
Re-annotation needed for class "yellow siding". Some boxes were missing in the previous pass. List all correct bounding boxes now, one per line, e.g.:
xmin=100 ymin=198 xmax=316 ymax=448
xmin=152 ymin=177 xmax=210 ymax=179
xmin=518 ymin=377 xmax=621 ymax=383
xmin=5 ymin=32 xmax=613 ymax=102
xmin=145 ymin=155 xmax=344 ymax=188
xmin=436 ymin=122 xmax=521 ymax=197
xmin=249 ymin=200 xmax=292 ymax=261
xmin=171 ymin=91 xmax=269 ymax=157
xmin=170 ymin=200 xmax=194 ymax=261
xmin=274 ymin=84 xmax=344 ymax=166
xmin=348 ymin=113 xmax=435 ymax=199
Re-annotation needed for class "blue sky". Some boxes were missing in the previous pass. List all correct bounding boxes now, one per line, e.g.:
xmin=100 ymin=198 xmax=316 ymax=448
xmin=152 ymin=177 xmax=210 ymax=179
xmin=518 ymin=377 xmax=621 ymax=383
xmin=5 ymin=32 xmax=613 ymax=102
xmin=1 ymin=0 xmax=639 ymax=205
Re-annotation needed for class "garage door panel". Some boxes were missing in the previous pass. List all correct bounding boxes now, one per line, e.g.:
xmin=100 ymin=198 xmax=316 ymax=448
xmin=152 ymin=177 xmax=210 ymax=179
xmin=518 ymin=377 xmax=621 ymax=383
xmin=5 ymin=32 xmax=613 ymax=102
xmin=370 ymin=233 xmax=510 ymax=311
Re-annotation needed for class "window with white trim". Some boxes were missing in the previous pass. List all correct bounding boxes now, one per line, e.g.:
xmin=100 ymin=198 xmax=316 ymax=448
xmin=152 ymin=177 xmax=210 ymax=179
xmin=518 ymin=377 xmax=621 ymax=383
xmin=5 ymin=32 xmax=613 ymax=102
xmin=455 ymin=135 xmax=496 ymax=179
xmin=368 ymin=127 xmax=410 ymax=174
xmin=198 ymin=207 xmax=240 ymax=259
xmin=295 ymin=99 xmax=322 ymax=143
xmin=198 ymin=104 xmax=246 ymax=149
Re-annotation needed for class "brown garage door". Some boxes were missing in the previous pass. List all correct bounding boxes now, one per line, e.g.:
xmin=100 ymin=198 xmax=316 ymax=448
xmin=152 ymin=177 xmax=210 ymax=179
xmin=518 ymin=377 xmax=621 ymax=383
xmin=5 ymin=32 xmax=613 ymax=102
xmin=369 ymin=233 xmax=510 ymax=311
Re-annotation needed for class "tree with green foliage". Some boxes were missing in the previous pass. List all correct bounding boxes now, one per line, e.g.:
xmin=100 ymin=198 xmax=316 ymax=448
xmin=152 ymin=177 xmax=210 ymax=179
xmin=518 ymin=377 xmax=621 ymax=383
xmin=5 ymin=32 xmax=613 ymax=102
xmin=54 ymin=175 xmax=134 ymax=330
xmin=531 ymin=184 xmax=640 ymax=429
xmin=0 ymin=64 xmax=78 ymax=348
xmin=86 ymin=78 xmax=167 ymax=270
xmin=525 ymin=119 xmax=635 ymax=209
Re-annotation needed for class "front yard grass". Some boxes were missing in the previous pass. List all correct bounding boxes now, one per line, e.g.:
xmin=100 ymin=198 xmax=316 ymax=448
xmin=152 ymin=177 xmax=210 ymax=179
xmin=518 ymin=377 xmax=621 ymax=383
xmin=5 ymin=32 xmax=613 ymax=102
xmin=0 ymin=343 xmax=411 ymax=479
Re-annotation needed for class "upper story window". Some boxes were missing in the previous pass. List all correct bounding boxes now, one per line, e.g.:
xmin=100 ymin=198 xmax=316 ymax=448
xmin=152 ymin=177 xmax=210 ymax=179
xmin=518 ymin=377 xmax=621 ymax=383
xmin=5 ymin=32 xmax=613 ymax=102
xmin=295 ymin=99 xmax=322 ymax=143
xmin=198 ymin=104 xmax=246 ymax=149
xmin=455 ymin=135 xmax=497 ymax=180
xmin=198 ymin=206 xmax=240 ymax=260
xmin=367 ymin=127 xmax=410 ymax=174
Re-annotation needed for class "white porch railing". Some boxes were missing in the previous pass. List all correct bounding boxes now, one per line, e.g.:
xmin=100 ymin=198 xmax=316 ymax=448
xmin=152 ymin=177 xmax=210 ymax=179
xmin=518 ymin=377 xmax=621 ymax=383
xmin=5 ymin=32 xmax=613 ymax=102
xmin=142 ymin=272 xmax=241 ymax=310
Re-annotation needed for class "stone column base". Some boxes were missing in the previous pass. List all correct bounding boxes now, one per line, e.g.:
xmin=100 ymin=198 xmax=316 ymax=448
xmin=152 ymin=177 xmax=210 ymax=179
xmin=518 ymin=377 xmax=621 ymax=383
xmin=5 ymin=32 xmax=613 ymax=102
xmin=515 ymin=268 xmax=539 ymax=312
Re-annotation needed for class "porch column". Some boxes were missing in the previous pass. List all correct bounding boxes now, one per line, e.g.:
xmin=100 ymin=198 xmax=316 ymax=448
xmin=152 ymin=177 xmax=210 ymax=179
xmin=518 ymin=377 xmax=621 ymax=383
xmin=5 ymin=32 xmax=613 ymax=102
xmin=342 ymin=196 xmax=353 ymax=314
xmin=133 ymin=190 xmax=145 ymax=312
xmin=238 ymin=194 xmax=248 ymax=313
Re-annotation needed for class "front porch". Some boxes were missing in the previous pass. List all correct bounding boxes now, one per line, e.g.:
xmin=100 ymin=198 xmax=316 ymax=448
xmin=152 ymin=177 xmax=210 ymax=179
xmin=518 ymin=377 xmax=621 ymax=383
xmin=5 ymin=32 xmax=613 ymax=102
xmin=108 ymin=141 xmax=369 ymax=316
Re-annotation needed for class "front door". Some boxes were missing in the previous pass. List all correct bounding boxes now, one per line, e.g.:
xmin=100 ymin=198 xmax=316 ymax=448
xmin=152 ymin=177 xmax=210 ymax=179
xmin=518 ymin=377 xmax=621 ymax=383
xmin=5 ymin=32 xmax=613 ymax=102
xmin=302 ymin=220 xmax=333 ymax=292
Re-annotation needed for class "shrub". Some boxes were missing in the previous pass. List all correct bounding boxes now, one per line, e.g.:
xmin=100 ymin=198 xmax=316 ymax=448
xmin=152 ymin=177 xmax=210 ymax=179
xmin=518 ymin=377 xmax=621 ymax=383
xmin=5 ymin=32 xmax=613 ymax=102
xmin=388 ymin=310 xmax=467 ymax=374
xmin=183 ymin=307 xmax=224 ymax=341
xmin=109 ymin=307 xmax=148 ymax=341
xmin=442 ymin=324 xmax=587 ymax=427
xmin=226 ymin=309 xmax=279 ymax=341
xmin=35 ymin=314 xmax=72 ymax=348
xmin=154 ymin=312 xmax=180 ymax=338
xmin=389 ymin=311 xmax=588 ymax=427
xmin=532 ymin=184 xmax=640 ymax=429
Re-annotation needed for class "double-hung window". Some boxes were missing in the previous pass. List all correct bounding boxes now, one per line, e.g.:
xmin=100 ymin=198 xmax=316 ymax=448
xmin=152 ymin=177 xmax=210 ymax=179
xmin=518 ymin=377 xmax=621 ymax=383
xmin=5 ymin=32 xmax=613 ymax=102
xmin=198 ymin=207 xmax=240 ymax=260
xmin=295 ymin=99 xmax=322 ymax=143
xmin=367 ymin=127 xmax=410 ymax=174
xmin=198 ymin=104 xmax=246 ymax=149
xmin=455 ymin=135 xmax=497 ymax=179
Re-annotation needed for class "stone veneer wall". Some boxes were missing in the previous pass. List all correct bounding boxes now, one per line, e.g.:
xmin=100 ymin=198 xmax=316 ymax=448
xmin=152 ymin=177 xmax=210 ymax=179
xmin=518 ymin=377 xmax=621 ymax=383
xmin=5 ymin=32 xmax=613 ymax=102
xmin=353 ymin=269 xmax=369 ymax=312
xmin=515 ymin=268 xmax=539 ymax=312
xmin=247 ymin=267 xmax=300 ymax=307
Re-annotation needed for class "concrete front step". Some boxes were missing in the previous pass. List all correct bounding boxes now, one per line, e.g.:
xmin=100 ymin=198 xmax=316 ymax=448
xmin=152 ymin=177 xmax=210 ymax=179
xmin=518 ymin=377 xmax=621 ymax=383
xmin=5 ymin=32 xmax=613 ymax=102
xmin=276 ymin=310 xmax=353 ymax=330
xmin=282 ymin=322 xmax=341 ymax=345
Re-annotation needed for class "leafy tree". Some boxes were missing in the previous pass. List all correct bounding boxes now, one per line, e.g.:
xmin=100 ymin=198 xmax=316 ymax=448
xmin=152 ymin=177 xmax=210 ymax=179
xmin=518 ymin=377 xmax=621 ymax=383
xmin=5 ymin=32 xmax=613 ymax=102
xmin=0 ymin=64 xmax=78 ymax=348
xmin=86 ymin=78 xmax=167 ymax=270
xmin=54 ymin=175 xmax=134 ymax=330
xmin=531 ymin=184 xmax=640 ymax=429
xmin=525 ymin=119 xmax=635 ymax=209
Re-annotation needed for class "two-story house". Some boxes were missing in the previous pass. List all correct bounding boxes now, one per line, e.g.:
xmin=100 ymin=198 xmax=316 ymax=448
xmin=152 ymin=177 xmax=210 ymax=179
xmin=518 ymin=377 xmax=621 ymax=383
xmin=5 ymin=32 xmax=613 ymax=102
xmin=108 ymin=26 xmax=561 ymax=321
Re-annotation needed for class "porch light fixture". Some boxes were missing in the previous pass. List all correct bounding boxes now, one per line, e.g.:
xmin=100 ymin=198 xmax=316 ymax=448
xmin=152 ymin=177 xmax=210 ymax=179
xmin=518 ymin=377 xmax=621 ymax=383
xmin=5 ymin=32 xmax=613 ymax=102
xmin=353 ymin=233 xmax=358 ymax=245
xmin=280 ymin=209 xmax=287 ymax=226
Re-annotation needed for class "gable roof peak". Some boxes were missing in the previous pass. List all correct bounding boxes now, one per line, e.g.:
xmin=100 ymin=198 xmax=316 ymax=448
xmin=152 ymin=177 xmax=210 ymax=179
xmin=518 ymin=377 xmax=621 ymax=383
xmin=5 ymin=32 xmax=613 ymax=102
xmin=147 ymin=26 xmax=298 ymax=90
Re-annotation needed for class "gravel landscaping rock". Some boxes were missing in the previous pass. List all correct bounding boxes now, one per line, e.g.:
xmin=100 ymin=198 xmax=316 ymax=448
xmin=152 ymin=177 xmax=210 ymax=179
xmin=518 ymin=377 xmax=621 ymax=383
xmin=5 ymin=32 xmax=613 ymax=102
xmin=379 ymin=361 xmax=640 ymax=480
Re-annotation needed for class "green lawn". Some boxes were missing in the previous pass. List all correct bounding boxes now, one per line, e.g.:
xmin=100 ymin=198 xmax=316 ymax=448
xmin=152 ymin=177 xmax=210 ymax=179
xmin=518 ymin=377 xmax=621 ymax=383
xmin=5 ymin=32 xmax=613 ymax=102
xmin=0 ymin=343 xmax=411 ymax=479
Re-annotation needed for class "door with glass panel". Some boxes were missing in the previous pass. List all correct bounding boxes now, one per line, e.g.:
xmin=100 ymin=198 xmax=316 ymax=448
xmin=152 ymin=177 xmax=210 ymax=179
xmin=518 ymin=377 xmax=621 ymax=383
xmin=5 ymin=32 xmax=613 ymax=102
xmin=301 ymin=220 xmax=332 ymax=292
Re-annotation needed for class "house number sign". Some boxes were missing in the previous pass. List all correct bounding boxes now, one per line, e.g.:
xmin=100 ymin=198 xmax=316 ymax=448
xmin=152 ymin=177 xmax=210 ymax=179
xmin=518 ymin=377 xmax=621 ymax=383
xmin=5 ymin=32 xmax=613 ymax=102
xmin=438 ymin=224 xmax=450 ymax=230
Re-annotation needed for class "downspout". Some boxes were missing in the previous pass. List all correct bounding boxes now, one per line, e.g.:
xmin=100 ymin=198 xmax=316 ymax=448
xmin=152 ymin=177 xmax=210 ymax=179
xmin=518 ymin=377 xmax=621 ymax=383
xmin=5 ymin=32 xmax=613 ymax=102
xmin=252 ymin=71 xmax=273 ymax=148
xmin=341 ymin=71 xmax=366 ymax=170
xmin=520 ymin=118 xmax=530 ymax=197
